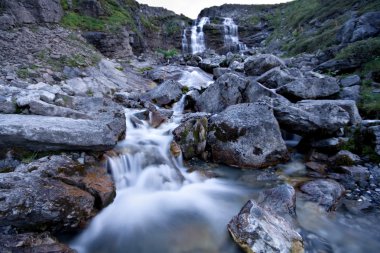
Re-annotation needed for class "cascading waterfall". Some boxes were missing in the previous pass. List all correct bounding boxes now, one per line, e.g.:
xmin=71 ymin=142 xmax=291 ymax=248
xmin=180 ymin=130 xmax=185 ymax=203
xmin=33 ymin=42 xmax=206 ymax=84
xmin=190 ymin=17 xmax=210 ymax=54
xmin=223 ymin=17 xmax=247 ymax=52
xmin=181 ymin=28 xmax=189 ymax=54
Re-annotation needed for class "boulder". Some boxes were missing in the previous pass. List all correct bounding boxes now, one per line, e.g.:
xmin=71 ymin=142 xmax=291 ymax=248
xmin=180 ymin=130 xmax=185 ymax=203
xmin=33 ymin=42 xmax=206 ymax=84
xmin=228 ymin=199 xmax=303 ymax=253
xmin=173 ymin=113 xmax=209 ymax=160
xmin=0 ymin=114 xmax=124 ymax=151
xmin=141 ymin=80 xmax=183 ymax=106
xmin=199 ymin=55 xmax=227 ymax=73
xmin=212 ymin=67 xmax=231 ymax=79
xmin=0 ymin=96 xmax=16 ymax=113
xmin=0 ymin=155 xmax=115 ymax=233
xmin=338 ymin=12 xmax=380 ymax=43
xmin=316 ymin=59 xmax=360 ymax=74
xmin=28 ymin=100 xmax=90 ymax=119
xmin=0 ymin=232 xmax=74 ymax=253
xmin=277 ymin=77 xmax=340 ymax=101
xmin=340 ymin=75 xmax=361 ymax=87
xmin=243 ymin=80 xmax=281 ymax=103
xmin=195 ymin=73 xmax=248 ymax=113
xmin=273 ymin=101 xmax=350 ymax=136
xmin=256 ymin=67 xmax=296 ymax=89
xmin=339 ymin=85 xmax=361 ymax=102
xmin=257 ymin=184 xmax=296 ymax=218
xmin=328 ymin=150 xmax=361 ymax=166
xmin=244 ymin=54 xmax=286 ymax=76
xmin=299 ymin=179 xmax=345 ymax=211
xmin=366 ymin=125 xmax=380 ymax=156
xmin=208 ymin=103 xmax=288 ymax=168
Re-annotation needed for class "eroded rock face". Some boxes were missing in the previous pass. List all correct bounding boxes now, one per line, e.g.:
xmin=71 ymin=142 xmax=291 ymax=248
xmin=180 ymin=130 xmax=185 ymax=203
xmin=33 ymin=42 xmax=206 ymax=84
xmin=244 ymin=54 xmax=286 ymax=76
xmin=228 ymin=196 xmax=303 ymax=253
xmin=0 ymin=155 xmax=115 ymax=233
xmin=208 ymin=103 xmax=288 ymax=168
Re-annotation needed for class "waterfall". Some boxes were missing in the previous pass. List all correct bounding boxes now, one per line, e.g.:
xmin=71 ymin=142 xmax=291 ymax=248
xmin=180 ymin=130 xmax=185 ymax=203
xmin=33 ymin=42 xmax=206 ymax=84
xmin=223 ymin=17 xmax=247 ymax=52
xmin=190 ymin=17 xmax=210 ymax=54
xmin=181 ymin=28 xmax=189 ymax=54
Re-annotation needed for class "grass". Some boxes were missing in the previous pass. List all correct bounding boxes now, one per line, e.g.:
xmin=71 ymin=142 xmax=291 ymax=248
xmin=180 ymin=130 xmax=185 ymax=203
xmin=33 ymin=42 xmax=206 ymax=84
xmin=359 ymin=82 xmax=380 ymax=119
xmin=16 ymin=67 xmax=30 ymax=79
xmin=157 ymin=49 xmax=178 ymax=59
xmin=137 ymin=66 xmax=153 ymax=73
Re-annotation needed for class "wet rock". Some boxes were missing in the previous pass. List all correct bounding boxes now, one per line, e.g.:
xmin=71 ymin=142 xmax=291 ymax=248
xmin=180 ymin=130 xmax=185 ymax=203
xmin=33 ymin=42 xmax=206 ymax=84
xmin=273 ymin=101 xmax=350 ymax=136
xmin=146 ymin=65 xmax=184 ymax=84
xmin=277 ymin=77 xmax=340 ymax=101
xmin=229 ymin=61 xmax=245 ymax=72
xmin=244 ymin=54 xmax=286 ymax=76
xmin=0 ymin=155 xmax=115 ymax=233
xmin=339 ymin=166 xmax=370 ymax=185
xmin=256 ymin=67 xmax=296 ymax=89
xmin=0 ymin=232 xmax=74 ymax=253
xmin=340 ymin=75 xmax=361 ymax=87
xmin=228 ymin=199 xmax=303 ymax=253
xmin=257 ymin=184 xmax=296 ymax=218
xmin=328 ymin=150 xmax=361 ymax=166
xmin=150 ymin=108 xmax=173 ymax=128
xmin=195 ymin=73 xmax=248 ymax=113
xmin=141 ymin=80 xmax=183 ymax=106
xmin=208 ymin=103 xmax=288 ymax=168
xmin=113 ymin=92 xmax=144 ymax=109
xmin=173 ymin=113 xmax=209 ymax=160
xmin=300 ymin=179 xmax=345 ymax=211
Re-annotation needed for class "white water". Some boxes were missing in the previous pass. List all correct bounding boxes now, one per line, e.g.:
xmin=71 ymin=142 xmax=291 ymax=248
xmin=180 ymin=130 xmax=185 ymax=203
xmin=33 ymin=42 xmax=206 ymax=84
xmin=182 ymin=28 xmax=189 ymax=54
xmin=190 ymin=17 xmax=210 ymax=54
xmin=223 ymin=18 xmax=247 ymax=52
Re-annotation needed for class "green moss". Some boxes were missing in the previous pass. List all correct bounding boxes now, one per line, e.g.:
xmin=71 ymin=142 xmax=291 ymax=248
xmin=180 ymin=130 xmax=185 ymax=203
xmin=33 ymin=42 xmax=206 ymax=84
xmin=16 ymin=67 xmax=30 ymax=79
xmin=86 ymin=89 xmax=94 ymax=97
xmin=181 ymin=86 xmax=189 ymax=94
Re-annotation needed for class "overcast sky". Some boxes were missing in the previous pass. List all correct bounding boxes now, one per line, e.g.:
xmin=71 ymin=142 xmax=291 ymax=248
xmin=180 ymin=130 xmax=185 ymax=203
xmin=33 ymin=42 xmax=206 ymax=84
xmin=137 ymin=0 xmax=292 ymax=19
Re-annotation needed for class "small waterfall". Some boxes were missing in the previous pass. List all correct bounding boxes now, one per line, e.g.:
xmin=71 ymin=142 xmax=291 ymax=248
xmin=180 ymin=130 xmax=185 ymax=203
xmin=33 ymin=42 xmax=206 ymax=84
xmin=223 ymin=17 xmax=247 ymax=52
xmin=181 ymin=28 xmax=189 ymax=54
xmin=190 ymin=17 xmax=210 ymax=54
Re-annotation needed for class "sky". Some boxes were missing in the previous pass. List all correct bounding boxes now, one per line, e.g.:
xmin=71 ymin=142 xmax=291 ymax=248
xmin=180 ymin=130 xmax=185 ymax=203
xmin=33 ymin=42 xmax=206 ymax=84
xmin=136 ymin=0 xmax=292 ymax=19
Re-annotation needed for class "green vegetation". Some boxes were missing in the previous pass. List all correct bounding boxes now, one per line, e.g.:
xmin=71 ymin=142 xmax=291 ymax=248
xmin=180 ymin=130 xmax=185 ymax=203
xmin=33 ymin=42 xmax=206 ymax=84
xmin=16 ymin=67 xmax=30 ymax=79
xmin=137 ymin=66 xmax=153 ymax=73
xmin=359 ymin=82 xmax=380 ymax=119
xmin=342 ymin=129 xmax=380 ymax=162
xmin=164 ymin=20 xmax=181 ymax=36
xmin=157 ymin=49 xmax=178 ymax=59
xmin=86 ymin=88 xmax=94 ymax=97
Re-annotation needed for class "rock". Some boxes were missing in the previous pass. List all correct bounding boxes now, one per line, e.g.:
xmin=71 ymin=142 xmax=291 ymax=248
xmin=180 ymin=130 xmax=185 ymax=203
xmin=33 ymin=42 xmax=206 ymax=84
xmin=297 ymin=100 xmax=362 ymax=125
xmin=309 ymin=137 xmax=349 ymax=153
xmin=141 ymin=80 xmax=183 ymax=106
xmin=212 ymin=67 xmax=231 ymax=79
xmin=339 ymin=165 xmax=370 ymax=184
xmin=170 ymin=141 xmax=182 ymax=157
xmin=0 ymin=96 xmax=16 ymax=113
xmin=0 ymin=232 xmax=74 ymax=253
xmin=316 ymin=59 xmax=360 ymax=74
xmin=340 ymin=75 xmax=361 ymax=87
xmin=173 ymin=113 xmax=209 ymax=160
xmin=256 ymin=67 xmax=296 ymax=89
xmin=199 ymin=55 xmax=227 ymax=73
xmin=273 ymin=101 xmax=350 ymax=136
xmin=257 ymin=184 xmax=296 ymax=218
xmin=328 ymin=150 xmax=361 ymax=166
xmin=149 ymin=108 xmax=173 ymax=128
xmin=195 ymin=73 xmax=248 ymax=113
xmin=305 ymin=161 xmax=327 ymax=174
xmin=0 ymin=156 xmax=20 ymax=173
xmin=244 ymin=54 xmax=286 ymax=76
xmin=300 ymin=179 xmax=345 ymax=211
xmin=365 ymin=125 xmax=380 ymax=156
xmin=339 ymin=85 xmax=361 ymax=102
xmin=146 ymin=65 xmax=184 ymax=84
xmin=229 ymin=61 xmax=245 ymax=72
xmin=28 ymin=100 xmax=90 ymax=119
xmin=0 ymin=114 xmax=124 ymax=151
xmin=228 ymin=199 xmax=303 ymax=253
xmin=243 ymin=80 xmax=281 ymax=103
xmin=208 ymin=103 xmax=288 ymax=168
xmin=277 ymin=77 xmax=340 ymax=101
xmin=0 ymin=155 xmax=115 ymax=233
xmin=338 ymin=12 xmax=380 ymax=43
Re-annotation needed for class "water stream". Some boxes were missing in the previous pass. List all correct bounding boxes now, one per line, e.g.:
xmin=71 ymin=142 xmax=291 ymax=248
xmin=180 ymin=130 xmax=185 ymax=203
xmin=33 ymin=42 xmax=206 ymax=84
xmin=190 ymin=17 xmax=210 ymax=54
xmin=223 ymin=18 xmax=247 ymax=52
xmin=71 ymin=67 xmax=380 ymax=253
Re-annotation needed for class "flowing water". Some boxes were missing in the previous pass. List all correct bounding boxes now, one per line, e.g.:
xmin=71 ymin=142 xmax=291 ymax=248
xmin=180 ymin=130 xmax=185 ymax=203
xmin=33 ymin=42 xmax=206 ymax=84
xmin=223 ymin=18 xmax=247 ymax=52
xmin=190 ymin=17 xmax=210 ymax=54
xmin=71 ymin=67 xmax=380 ymax=253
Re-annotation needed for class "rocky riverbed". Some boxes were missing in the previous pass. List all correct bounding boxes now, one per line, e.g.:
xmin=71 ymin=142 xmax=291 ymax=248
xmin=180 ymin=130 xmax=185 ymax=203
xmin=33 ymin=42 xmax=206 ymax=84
xmin=1 ymin=0 xmax=380 ymax=252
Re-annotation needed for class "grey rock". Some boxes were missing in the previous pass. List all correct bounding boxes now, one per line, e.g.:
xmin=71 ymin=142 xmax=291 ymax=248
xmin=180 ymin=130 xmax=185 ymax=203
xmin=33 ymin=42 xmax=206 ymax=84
xmin=0 ymin=232 xmax=74 ymax=253
xmin=208 ymin=103 xmax=288 ymax=168
xmin=300 ymin=179 xmax=345 ymax=211
xmin=339 ymin=165 xmax=370 ymax=183
xmin=28 ymin=100 xmax=90 ymax=119
xmin=0 ymin=114 xmax=123 ymax=151
xmin=243 ymin=80 xmax=281 ymax=103
xmin=329 ymin=150 xmax=361 ymax=166
xmin=146 ymin=65 xmax=184 ymax=84
xmin=273 ymin=100 xmax=350 ymax=136
xmin=0 ymin=96 xmax=16 ymax=113
xmin=0 ymin=155 xmax=115 ymax=233
xmin=141 ymin=80 xmax=183 ymax=106
xmin=366 ymin=125 xmax=380 ymax=156
xmin=212 ymin=67 xmax=231 ymax=79
xmin=244 ymin=54 xmax=286 ymax=76
xmin=316 ymin=59 xmax=360 ymax=74
xmin=297 ymin=100 xmax=362 ymax=125
xmin=338 ymin=12 xmax=380 ymax=43
xmin=310 ymin=137 xmax=349 ymax=153
xmin=256 ymin=67 xmax=296 ymax=89
xmin=257 ymin=184 xmax=296 ymax=218
xmin=277 ymin=77 xmax=340 ymax=100
xmin=195 ymin=73 xmax=248 ymax=113
xmin=339 ymin=85 xmax=361 ymax=102
xmin=199 ymin=55 xmax=226 ymax=73
xmin=229 ymin=60 xmax=245 ymax=72
xmin=340 ymin=75 xmax=361 ymax=87
xmin=228 ymin=199 xmax=303 ymax=253
xmin=173 ymin=113 xmax=208 ymax=160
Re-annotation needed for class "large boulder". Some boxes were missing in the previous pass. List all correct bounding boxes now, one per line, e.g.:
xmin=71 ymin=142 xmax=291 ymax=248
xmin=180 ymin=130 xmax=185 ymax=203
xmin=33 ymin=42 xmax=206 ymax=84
xmin=141 ymin=80 xmax=183 ymax=106
xmin=207 ymin=103 xmax=288 ymax=168
xmin=228 ymin=191 xmax=303 ymax=253
xmin=277 ymin=76 xmax=340 ymax=101
xmin=299 ymin=179 xmax=345 ymax=211
xmin=195 ymin=73 xmax=248 ymax=113
xmin=0 ymin=155 xmax=115 ymax=233
xmin=173 ymin=113 xmax=209 ymax=160
xmin=198 ymin=55 xmax=226 ymax=73
xmin=273 ymin=100 xmax=351 ymax=136
xmin=244 ymin=54 xmax=286 ymax=76
xmin=256 ymin=67 xmax=297 ymax=89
